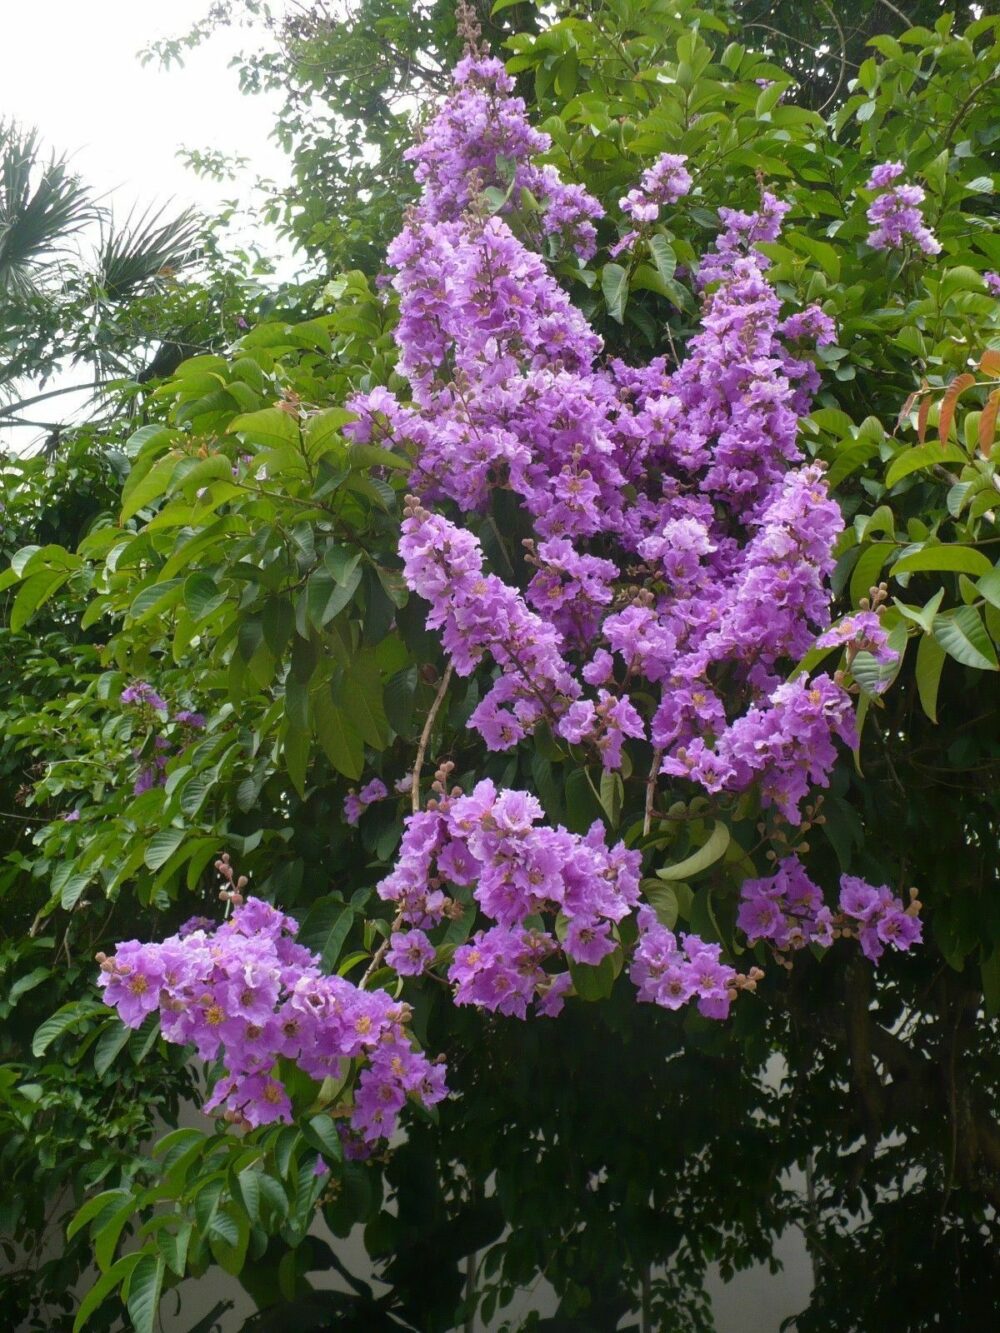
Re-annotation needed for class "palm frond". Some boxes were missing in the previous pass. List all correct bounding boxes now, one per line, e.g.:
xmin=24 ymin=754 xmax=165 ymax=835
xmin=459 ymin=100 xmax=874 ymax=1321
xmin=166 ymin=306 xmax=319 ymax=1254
xmin=0 ymin=121 xmax=93 ymax=296
xmin=94 ymin=203 xmax=204 ymax=302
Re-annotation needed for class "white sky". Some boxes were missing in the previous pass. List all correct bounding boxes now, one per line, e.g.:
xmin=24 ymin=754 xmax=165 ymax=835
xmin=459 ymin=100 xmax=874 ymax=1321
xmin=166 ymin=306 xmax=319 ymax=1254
xmin=1 ymin=0 xmax=289 ymax=225
xmin=0 ymin=0 xmax=299 ymax=451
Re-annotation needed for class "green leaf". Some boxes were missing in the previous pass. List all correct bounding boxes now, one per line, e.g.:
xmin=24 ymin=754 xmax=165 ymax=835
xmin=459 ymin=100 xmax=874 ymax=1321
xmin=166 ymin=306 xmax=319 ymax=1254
xmin=648 ymin=234 xmax=676 ymax=284
xmin=341 ymin=668 xmax=390 ymax=749
xmin=302 ymin=1113 xmax=345 ymax=1163
xmin=121 ymin=453 xmax=182 ymax=521
xmin=184 ymin=572 xmax=225 ymax=620
xmin=851 ymin=621 xmax=907 ymax=697
xmin=158 ymin=1220 xmax=192 ymax=1279
xmin=601 ymin=262 xmax=629 ymax=323
xmin=125 ymin=1253 xmax=165 ymax=1333
xmin=94 ymin=1200 xmax=136 ymax=1271
xmin=72 ymin=1252 xmax=142 ymax=1333
xmin=32 ymin=1000 xmax=104 ymax=1057
xmin=598 ymin=770 xmax=623 ymax=827
xmin=568 ymin=948 xmax=621 ymax=1001
xmin=826 ymin=440 xmax=879 ymax=489
xmin=208 ymin=1205 xmax=249 ymax=1274
xmin=67 ymin=1189 xmax=130 ymax=1241
xmin=234 ymin=1169 xmax=261 ymax=1226
xmin=9 ymin=569 xmax=70 ymax=631
xmin=227 ymin=407 xmax=299 ymax=448
xmin=306 ymin=565 xmax=362 ymax=629
xmin=850 ymin=542 xmax=893 ymax=607
xmin=94 ymin=1020 xmax=132 ymax=1077
xmin=915 ymin=631 xmax=946 ymax=723
xmin=144 ymin=827 xmax=185 ymax=871
xmin=893 ymin=587 xmax=945 ymax=634
xmin=655 ymin=822 xmax=730 ymax=881
xmin=885 ymin=442 xmax=967 ymax=489
xmin=313 ymin=689 xmax=364 ymax=779
xmin=933 ymin=606 xmax=999 ymax=671
xmin=299 ymin=897 xmax=355 ymax=971
xmin=305 ymin=406 xmax=354 ymax=455
xmin=128 ymin=577 xmax=184 ymax=626
xmin=383 ymin=666 xmax=417 ymax=737
xmin=892 ymin=546 xmax=993 ymax=578
xmin=642 ymin=882 xmax=679 ymax=929
xmin=976 ymin=567 xmax=1000 ymax=610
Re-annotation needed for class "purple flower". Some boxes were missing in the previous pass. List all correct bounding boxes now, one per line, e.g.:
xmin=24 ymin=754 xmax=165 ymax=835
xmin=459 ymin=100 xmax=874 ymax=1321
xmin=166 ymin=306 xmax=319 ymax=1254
xmin=97 ymin=941 xmax=166 ymax=1028
xmin=867 ymin=162 xmax=905 ymax=190
xmin=343 ymin=778 xmax=389 ymax=825
xmin=97 ymin=896 xmax=448 ymax=1146
xmin=620 ymin=153 xmax=692 ymax=223
xmin=536 ymin=972 xmax=572 ymax=1018
xmin=174 ymin=710 xmax=206 ymax=729
xmin=737 ymin=858 xmax=826 ymax=951
xmin=564 ymin=917 xmax=616 ymax=966
xmin=865 ymin=166 xmax=940 ymax=255
xmin=120 ymin=681 xmax=168 ymax=713
xmin=386 ymin=928 xmax=436 ymax=976
xmin=839 ymin=875 xmax=882 ymax=923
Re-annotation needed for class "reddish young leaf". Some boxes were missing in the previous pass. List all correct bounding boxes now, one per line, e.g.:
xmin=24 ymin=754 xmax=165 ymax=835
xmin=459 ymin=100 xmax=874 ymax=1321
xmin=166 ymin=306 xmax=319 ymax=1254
xmin=979 ymin=387 xmax=1000 ymax=457
xmin=938 ymin=372 xmax=975 ymax=448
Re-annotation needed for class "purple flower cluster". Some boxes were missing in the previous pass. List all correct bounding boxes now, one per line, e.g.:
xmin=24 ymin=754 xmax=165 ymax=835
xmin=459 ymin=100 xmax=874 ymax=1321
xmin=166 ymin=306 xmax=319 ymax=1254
xmin=343 ymin=778 xmax=389 ymax=826
xmin=865 ymin=162 xmax=940 ymax=255
xmin=376 ymin=777 xmax=761 ymax=1022
xmin=662 ymin=675 xmax=856 ymax=823
xmin=400 ymin=499 xmax=587 ymax=752
xmin=377 ymin=778 xmax=643 ymax=1016
xmin=132 ymin=737 xmax=172 ymax=796
xmin=839 ymin=874 xmax=923 ymax=962
xmin=619 ymin=152 xmax=692 ymax=223
xmin=346 ymin=60 xmax=866 ymax=823
xmin=738 ymin=860 xmax=922 ymax=963
xmin=97 ymin=897 xmax=446 ymax=1145
xmin=818 ymin=610 xmax=898 ymax=673
xmin=631 ymin=906 xmax=757 ymax=1019
xmin=737 ymin=857 xmax=835 ymax=952
xmin=403 ymin=54 xmax=604 ymax=259
xmin=120 ymin=681 xmax=167 ymax=713
xmin=696 ymin=190 xmax=790 ymax=290
xmin=120 ymin=684 xmax=206 ymax=796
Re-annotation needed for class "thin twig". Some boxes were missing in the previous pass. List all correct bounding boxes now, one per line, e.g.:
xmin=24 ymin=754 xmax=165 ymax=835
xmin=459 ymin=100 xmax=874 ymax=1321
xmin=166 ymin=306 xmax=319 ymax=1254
xmin=411 ymin=661 xmax=454 ymax=815
xmin=643 ymin=748 xmax=663 ymax=837
xmin=359 ymin=916 xmax=399 ymax=992
xmin=817 ymin=0 xmax=848 ymax=114
xmin=943 ymin=70 xmax=1000 ymax=149
xmin=877 ymin=0 xmax=913 ymax=26
xmin=360 ymin=661 xmax=455 ymax=991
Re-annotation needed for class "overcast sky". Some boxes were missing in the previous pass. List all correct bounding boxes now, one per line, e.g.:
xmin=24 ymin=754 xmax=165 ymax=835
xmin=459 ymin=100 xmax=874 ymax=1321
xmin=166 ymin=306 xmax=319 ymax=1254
xmin=1 ymin=0 xmax=297 ymax=451
xmin=1 ymin=0 xmax=289 ymax=221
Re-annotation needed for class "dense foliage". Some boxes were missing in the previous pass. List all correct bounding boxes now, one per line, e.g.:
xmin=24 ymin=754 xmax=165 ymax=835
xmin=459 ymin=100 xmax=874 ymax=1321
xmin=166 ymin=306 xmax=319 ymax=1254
xmin=2 ymin=2 xmax=1000 ymax=1330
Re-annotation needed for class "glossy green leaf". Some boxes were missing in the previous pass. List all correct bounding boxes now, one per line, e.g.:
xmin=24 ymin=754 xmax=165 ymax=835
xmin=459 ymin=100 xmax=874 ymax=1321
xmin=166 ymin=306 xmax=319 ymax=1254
xmin=915 ymin=631 xmax=946 ymax=723
xmin=227 ymin=406 xmax=300 ymax=448
xmin=125 ymin=1253 xmax=165 ymax=1333
xmin=655 ymin=822 xmax=730 ymax=881
xmin=144 ymin=826 xmax=185 ymax=871
xmin=601 ymin=262 xmax=629 ymax=323
xmin=32 ymin=1000 xmax=104 ymax=1057
xmin=72 ymin=1252 xmax=142 ymax=1333
xmin=892 ymin=546 xmax=993 ymax=578
xmin=933 ymin=605 xmax=999 ymax=671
